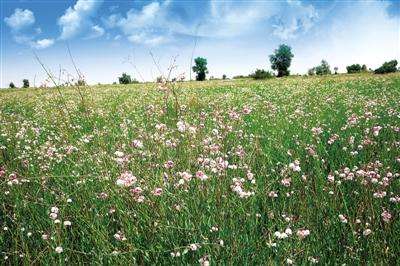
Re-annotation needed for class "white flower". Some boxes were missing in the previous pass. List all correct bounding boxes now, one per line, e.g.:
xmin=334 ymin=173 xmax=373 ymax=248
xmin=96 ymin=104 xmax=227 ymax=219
xmin=114 ymin=151 xmax=124 ymax=157
xmin=63 ymin=221 xmax=72 ymax=227
xmin=55 ymin=246 xmax=63 ymax=253
xmin=51 ymin=206 xmax=59 ymax=214
xmin=177 ymin=121 xmax=186 ymax=132
xmin=363 ymin=229 xmax=372 ymax=236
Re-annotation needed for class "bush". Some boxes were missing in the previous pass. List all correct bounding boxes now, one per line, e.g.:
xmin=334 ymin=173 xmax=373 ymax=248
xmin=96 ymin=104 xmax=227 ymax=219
xmin=346 ymin=64 xmax=362 ymax=74
xmin=76 ymin=79 xmax=86 ymax=86
xmin=9 ymin=82 xmax=15 ymax=88
xmin=250 ymin=69 xmax=273 ymax=80
xmin=22 ymin=79 xmax=29 ymax=88
xmin=315 ymin=60 xmax=331 ymax=75
xmin=233 ymin=75 xmax=247 ymax=79
xmin=222 ymin=74 xmax=227 ymax=80
xmin=118 ymin=73 xmax=132 ymax=84
xmin=308 ymin=68 xmax=315 ymax=76
xmin=374 ymin=60 xmax=398 ymax=74
xmin=361 ymin=64 xmax=368 ymax=72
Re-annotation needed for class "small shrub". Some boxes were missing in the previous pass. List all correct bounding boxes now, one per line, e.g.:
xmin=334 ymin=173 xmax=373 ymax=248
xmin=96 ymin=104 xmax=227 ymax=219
xmin=250 ymin=69 xmax=273 ymax=80
xmin=222 ymin=74 xmax=227 ymax=80
xmin=76 ymin=79 xmax=87 ymax=86
xmin=374 ymin=60 xmax=398 ymax=74
xmin=9 ymin=82 xmax=15 ymax=88
xmin=23 ymin=79 xmax=29 ymax=88
xmin=308 ymin=68 xmax=315 ymax=76
xmin=118 ymin=73 xmax=132 ymax=84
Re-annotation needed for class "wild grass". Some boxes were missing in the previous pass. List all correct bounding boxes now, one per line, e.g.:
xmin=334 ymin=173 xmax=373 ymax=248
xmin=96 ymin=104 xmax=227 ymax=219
xmin=0 ymin=73 xmax=399 ymax=264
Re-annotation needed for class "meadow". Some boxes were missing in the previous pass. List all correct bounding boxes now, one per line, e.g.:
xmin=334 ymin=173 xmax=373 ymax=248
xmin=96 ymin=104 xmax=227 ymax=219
xmin=0 ymin=73 xmax=399 ymax=265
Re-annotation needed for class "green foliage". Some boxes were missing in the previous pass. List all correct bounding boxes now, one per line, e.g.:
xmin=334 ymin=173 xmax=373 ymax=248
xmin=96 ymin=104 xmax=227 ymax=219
xmin=118 ymin=73 xmax=132 ymax=84
xmin=233 ymin=75 xmax=247 ymax=79
xmin=250 ymin=69 xmax=273 ymax=80
xmin=308 ymin=68 xmax=316 ymax=76
xmin=22 ymin=79 xmax=29 ymax=88
xmin=346 ymin=64 xmax=362 ymax=74
xmin=374 ymin=60 xmax=398 ymax=74
xmin=222 ymin=74 xmax=227 ymax=80
xmin=9 ymin=82 xmax=15 ymax=88
xmin=315 ymin=60 xmax=331 ymax=75
xmin=76 ymin=79 xmax=87 ymax=86
xmin=192 ymin=57 xmax=208 ymax=81
xmin=269 ymin=44 xmax=294 ymax=77
xmin=361 ymin=64 xmax=368 ymax=71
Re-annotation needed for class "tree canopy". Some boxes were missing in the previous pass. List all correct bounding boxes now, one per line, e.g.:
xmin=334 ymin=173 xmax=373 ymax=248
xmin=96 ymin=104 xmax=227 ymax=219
xmin=269 ymin=44 xmax=294 ymax=77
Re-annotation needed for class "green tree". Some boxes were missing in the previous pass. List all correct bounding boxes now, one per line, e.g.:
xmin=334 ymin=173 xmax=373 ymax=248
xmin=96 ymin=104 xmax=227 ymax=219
xmin=269 ymin=44 xmax=294 ymax=77
xmin=222 ymin=74 xmax=227 ymax=80
xmin=22 ymin=79 xmax=29 ymax=88
xmin=315 ymin=60 xmax=331 ymax=75
xmin=118 ymin=73 xmax=132 ymax=84
xmin=361 ymin=64 xmax=368 ymax=72
xmin=374 ymin=60 xmax=398 ymax=74
xmin=9 ymin=82 xmax=15 ymax=88
xmin=192 ymin=57 xmax=208 ymax=81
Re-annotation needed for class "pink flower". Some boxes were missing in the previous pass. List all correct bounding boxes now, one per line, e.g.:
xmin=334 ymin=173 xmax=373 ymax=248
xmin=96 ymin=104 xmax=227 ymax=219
xmin=152 ymin=188 xmax=163 ymax=196
xmin=116 ymin=171 xmax=137 ymax=187
xmin=381 ymin=210 xmax=392 ymax=223
xmin=131 ymin=139 xmax=143 ymax=149
xmin=164 ymin=160 xmax=174 ymax=169
xmin=196 ymin=170 xmax=209 ymax=181
xmin=296 ymin=229 xmax=310 ymax=239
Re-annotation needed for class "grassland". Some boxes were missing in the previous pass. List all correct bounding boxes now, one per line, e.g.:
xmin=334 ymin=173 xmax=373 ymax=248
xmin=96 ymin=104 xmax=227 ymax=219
xmin=0 ymin=73 xmax=399 ymax=265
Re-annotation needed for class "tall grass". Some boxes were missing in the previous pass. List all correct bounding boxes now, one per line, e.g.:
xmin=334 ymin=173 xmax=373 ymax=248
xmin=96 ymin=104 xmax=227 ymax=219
xmin=0 ymin=74 xmax=399 ymax=264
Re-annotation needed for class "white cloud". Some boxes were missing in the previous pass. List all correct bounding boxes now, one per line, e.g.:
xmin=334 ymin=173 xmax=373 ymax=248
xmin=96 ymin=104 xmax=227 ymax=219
xmin=58 ymin=0 xmax=103 ymax=40
xmin=86 ymin=25 xmax=105 ymax=39
xmin=272 ymin=1 xmax=318 ymax=40
xmin=106 ymin=1 xmax=171 ymax=46
xmin=32 ymin=38 xmax=55 ymax=49
xmin=4 ymin=8 xmax=35 ymax=31
xmin=205 ymin=1 xmax=280 ymax=37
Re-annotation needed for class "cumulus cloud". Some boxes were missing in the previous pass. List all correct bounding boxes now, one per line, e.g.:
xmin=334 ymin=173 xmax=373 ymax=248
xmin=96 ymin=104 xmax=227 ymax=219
xmin=58 ymin=0 xmax=104 ymax=40
xmin=4 ymin=8 xmax=35 ymax=31
xmin=105 ymin=1 xmax=171 ymax=45
xmin=32 ymin=38 xmax=55 ymax=49
xmin=4 ymin=8 xmax=54 ymax=49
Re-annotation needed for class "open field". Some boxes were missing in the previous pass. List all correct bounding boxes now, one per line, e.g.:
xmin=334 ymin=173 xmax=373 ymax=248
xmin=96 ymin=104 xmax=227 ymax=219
xmin=0 ymin=73 xmax=399 ymax=264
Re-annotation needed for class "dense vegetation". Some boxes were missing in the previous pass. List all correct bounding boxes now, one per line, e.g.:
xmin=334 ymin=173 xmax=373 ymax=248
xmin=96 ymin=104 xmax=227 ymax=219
xmin=1 ymin=73 xmax=399 ymax=264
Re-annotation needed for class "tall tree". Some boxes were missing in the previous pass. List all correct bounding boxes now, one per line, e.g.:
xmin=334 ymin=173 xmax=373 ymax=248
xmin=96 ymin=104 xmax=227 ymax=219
xmin=192 ymin=57 xmax=208 ymax=81
xmin=269 ymin=44 xmax=294 ymax=77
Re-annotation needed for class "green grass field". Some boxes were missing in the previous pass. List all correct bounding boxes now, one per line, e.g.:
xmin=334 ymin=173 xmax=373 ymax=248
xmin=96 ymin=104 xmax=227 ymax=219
xmin=1 ymin=73 xmax=399 ymax=264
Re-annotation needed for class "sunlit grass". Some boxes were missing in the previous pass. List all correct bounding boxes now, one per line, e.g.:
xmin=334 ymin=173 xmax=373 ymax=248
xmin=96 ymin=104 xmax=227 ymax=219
xmin=0 ymin=73 xmax=399 ymax=264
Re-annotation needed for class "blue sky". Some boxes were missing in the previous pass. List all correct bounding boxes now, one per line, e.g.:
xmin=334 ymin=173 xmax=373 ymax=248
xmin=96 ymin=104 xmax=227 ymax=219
xmin=1 ymin=0 xmax=399 ymax=87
